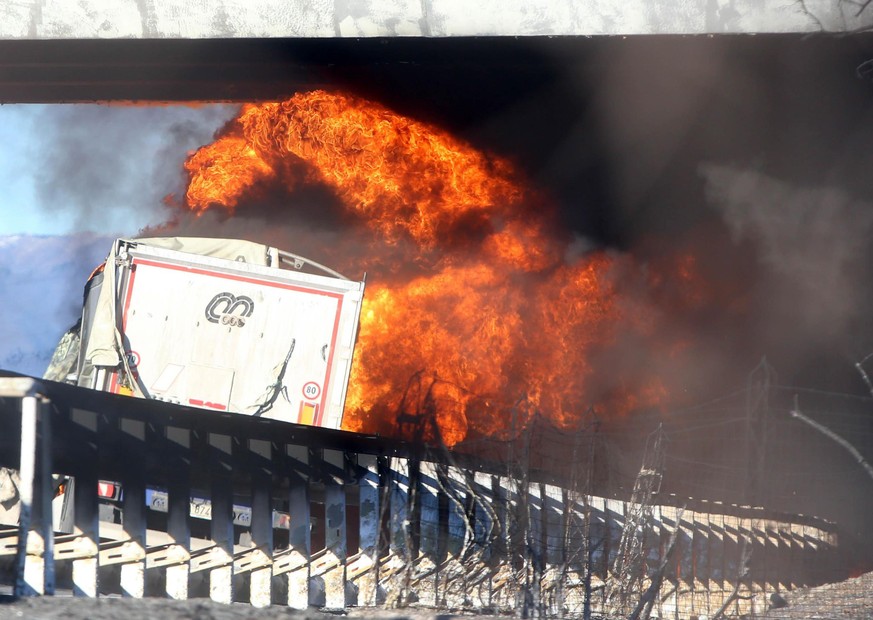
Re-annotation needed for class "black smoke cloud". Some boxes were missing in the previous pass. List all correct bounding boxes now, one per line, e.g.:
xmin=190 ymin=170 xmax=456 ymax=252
xmin=532 ymin=35 xmax=873 ymax=391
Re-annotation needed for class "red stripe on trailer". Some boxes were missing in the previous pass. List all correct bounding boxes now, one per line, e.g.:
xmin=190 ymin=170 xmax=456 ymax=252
xmin=188 ymin=398 xmax=228 ymax=411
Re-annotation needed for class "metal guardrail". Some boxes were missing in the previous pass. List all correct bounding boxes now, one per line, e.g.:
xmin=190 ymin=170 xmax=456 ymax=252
xmin=0 ymin=374 xmax=842 ymax=616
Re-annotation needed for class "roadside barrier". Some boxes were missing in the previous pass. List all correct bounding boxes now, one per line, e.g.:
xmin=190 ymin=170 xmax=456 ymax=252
xmin=0 ymin=376 xmax=840 ymax=617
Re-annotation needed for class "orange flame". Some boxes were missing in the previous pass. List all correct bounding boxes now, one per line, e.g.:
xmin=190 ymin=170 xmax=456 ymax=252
xmin=183 ymin=90 xmax=696 ymax=445
xmin=185 ymin=136 xmax=274 ymax=213
xmin=187 ymin=92 xmax=523 ymax=249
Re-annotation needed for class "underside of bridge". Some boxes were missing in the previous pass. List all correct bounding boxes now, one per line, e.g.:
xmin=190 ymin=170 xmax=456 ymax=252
xmin=4 ymin=34 xmax=873 ymax=241
xmin=0 ymin=33 xmax=872 ymax=104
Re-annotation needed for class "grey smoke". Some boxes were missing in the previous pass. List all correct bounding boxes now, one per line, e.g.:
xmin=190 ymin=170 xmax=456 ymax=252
xmin=31 ymin=104 xmax=238 ymax=233
xmin=0 ymin=233 xmax=115 ymax=376
xmin=0 ymin=104 xmax=239 ymax=376
xmin=701 ymin=163 xmax=873 ymax=345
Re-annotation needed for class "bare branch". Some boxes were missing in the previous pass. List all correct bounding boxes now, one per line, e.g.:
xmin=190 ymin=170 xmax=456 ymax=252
xmin=795 ymin=0 xmax=873 ymax=32
xmin=855 ymin=352 xmax=873 ymax=397
xmin=797 ymin=0 xmax=828 ymax=30
xmin=791 ymin=396 xmax=873 ymax=483
xmin=628 ymin=507 xmax=685 ymax=620
xmin=855 ymin=0 xmax=873 ymax=17
xmin=607 ymin=426 xmax=666 ymax=617
xmin=712 ymin=537 xmax=753 ymax=620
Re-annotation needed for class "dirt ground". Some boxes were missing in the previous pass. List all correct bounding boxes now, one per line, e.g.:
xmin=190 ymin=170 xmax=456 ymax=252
xmin=0 ymin=596 xmax=323 ymax=620
xmin=0 ymin=596 xmax=517 ymax=620
xmin=1 ymin=573 xmax=872 ymax=620
xmin=761 ymin=570 xmax=873 ymax=619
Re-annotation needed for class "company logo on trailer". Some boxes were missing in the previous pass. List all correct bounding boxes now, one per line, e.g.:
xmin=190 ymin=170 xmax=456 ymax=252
xmin=205 ymin=292 xmax=255 ymax=327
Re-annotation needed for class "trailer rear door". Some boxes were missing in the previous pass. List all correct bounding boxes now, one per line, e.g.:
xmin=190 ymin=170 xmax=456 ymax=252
xmin=104 ymin=241 xmax=363 ymax=429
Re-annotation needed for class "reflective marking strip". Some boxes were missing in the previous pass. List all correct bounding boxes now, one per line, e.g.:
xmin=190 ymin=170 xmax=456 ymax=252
xmin=298 ymin=402 xmax=317 ymax=425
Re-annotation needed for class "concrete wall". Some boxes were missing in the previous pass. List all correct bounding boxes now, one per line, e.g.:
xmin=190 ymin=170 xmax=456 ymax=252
xmin=0 ymin=0 xmax=869 ymax=39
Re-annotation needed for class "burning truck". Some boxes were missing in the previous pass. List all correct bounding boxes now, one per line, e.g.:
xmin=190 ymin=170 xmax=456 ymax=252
xmin=41 ymin=236 xmax=365 ymax=528
xmin=51 ymin=236 xmax=365 ymax=427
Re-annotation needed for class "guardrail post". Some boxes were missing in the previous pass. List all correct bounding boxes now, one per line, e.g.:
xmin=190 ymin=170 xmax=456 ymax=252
xmin=351 ymin=453 xmax=380 ymax=606
xmin=286 ymin=444 xmax=310 ymax=610
xmin=380 ymin=456 xmax=409 ymax=604
xmin=38 ymin=396 xmax=54 ymax=596
xmin=692 ymin=510 xmax=709 ymax=616
xmin=644 ymin=504 xmax=662 ymax=611
xmin=738 ymin=515 xmax=755 ymax=616
xmin=407 ymin=456 xmax=421 ymax=560
xmin=750 ymin=517 xmax=767 ymax=611
xmin=438 ymin=464 xmax=469 ymax=609
xmin=768 ymin=520 xmax=781 ymax=595
xmin=776 ymin=521 xmax=794 ymax=591
xmin=389 ymin=457 xmax=409 ymax=556
xmin=469 ymin=470 xmax=494 ymax=608
xmin=248 ymin=438 xmax=274 ymax=608
xmin=14 ymin=393 xmax=53 ymax=596
xmin=119 ymin=418 xmax=147 ymax=598
xmin=786 ymin=522 xmax=802 ymax=590
xmin=322 ymin=449 xmax=347 ymax=610
xmin=489 ymin=474 xmax=512 ymax=611
xmin=527 ymin=482 xmax=545 ymax=617
xmin=543 ymin=483 xmax=564 ymax=615
xmin=605 ymin=498 xmax=623 ymax=574
xmin=800 ymin=523 xmax=819 ymax=586
xmin=208 ymin=432 xmax=235 ymax=604
xmin=165 ymin=426 xmax=192 ymax=600
xmin=71 ymin=408 xmax=99 ymax=598
xmin=722 ymin=512 xmax=740 ymax=612
xmin=707 ymin=509 xmax=727 ymax=613
xmin=678 ymin=508 xmax=694 ymax=616
xmin=587 ymin=496 xmax=606 ymax=585
xmin=657 ymin=505 xmax=680 ymax=619
xmin=415 ymin=461 xmax=440 ymax=607
xmin=491 ymin=473 xmax=509 ymax=561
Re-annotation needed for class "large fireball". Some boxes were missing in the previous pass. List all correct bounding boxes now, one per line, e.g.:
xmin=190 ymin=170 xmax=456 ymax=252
xmin=183 ymin=90 xmax=699 ymax=445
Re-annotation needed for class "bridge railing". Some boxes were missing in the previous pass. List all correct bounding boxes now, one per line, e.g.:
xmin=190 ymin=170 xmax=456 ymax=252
xmin=0 ymin=375 xmax=840 ymax=617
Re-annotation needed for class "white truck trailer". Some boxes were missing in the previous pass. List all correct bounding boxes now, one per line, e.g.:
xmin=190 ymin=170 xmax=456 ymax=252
xmin=73 ymin=237 xmax=365 ymax=428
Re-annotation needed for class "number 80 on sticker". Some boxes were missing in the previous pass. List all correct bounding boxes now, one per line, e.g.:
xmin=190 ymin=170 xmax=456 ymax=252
xmin=302 ymin=381 xmax=321 ymax=400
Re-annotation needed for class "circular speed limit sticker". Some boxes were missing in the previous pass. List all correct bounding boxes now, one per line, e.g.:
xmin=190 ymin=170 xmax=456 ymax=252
xmin=125 ymin=350 xmax=141 ymax=367
xmin=302 ymin=381 xmax=321 ymax=400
